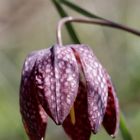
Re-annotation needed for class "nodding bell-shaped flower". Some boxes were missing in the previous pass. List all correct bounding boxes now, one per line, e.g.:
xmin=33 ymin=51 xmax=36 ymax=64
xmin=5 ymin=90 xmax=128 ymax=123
xmin=20 ymin=44 xmax=119 ymax=140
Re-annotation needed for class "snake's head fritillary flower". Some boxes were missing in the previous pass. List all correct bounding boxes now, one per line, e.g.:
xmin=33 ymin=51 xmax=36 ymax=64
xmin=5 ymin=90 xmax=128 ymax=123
xmin=20 ymin=44 xmax=119 ymax=140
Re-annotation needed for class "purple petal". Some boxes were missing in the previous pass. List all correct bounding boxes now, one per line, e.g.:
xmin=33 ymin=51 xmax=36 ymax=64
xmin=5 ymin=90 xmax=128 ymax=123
xmin=34 ymin=45 xmax=79 ymax=124
xmin=63 ymin=81 xmax=91 ymax=140
xmin=71 ymin=44 xmax=108 ymax=133
xmin=54 ymin=45 xmax=79 ymax=123
xmin=102 ymin=73 xmax=119 ymax=137
xmin=33 ymin=47 xmax=58 ymax=123
xmin=20 ymin=51 xmax=47 ymax=140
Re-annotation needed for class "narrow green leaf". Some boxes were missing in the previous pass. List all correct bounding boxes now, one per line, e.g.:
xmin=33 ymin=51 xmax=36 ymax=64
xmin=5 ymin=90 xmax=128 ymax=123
xmin=57 ymin=0 xmax=103 ymax=19
xmin=52 ymin=0 xmax=80 ymax=44
xmin=120 ymin=113 xmax=133 ymax=140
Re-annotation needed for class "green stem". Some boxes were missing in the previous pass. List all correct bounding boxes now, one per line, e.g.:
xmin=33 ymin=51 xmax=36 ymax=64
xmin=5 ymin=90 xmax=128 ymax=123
xmin=120 ymin=113 xmax=133 ymax=140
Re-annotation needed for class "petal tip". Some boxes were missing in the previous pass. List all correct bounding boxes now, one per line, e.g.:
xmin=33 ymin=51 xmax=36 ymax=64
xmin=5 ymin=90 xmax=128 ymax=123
xmin=111 ymin=134 xmax=116 ymax=138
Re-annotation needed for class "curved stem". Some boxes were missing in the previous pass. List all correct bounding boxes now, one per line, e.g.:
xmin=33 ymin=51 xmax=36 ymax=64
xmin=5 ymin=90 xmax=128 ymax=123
xmin=57 ymin=16 xmax=140 ymax=46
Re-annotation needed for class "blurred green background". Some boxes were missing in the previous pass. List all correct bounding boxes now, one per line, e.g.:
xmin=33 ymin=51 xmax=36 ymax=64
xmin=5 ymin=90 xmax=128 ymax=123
xmin=0 ymin=0 xmax=140 ymax=140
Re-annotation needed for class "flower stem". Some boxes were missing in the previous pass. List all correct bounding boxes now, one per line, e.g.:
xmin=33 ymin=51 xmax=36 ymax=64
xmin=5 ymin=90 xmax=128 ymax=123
xmin=53 ymin=0 xmax=80 ymax=45
xmin=57 ymin=16 xmax=140 ymax=46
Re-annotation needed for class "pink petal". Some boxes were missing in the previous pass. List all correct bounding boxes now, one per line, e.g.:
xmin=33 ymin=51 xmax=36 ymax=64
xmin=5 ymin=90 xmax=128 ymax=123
xmin=20 ymin=51 xmax=47 ymax=140
xmin=63 ymin=81 xmax=91 ymax=140
xmin=102 ymin=73 xmax=119 ymax=137
xmin=71 ymin=44 xmax=108 ymax=133
xmin=35 ymin=45 xmax=79 ymax=124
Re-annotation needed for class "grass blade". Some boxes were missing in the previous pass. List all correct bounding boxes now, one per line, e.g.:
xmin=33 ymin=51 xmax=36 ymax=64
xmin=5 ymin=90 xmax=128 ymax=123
xmin=120 ymin=113 xmax=133 ymax=140
xmin=57 ymin=0 xmax=140 ymax=37
xmin=57 ymin=0 xmax=102 ymax=19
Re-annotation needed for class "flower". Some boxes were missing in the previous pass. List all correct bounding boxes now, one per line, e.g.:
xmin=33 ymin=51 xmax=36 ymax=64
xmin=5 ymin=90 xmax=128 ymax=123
xmin=20 ymin=44 xmax=119 ymax=140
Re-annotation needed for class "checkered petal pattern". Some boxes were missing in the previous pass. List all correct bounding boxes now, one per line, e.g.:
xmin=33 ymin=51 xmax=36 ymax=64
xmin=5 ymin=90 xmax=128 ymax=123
xmin=20 ymin=44 xmax=119 ymax=140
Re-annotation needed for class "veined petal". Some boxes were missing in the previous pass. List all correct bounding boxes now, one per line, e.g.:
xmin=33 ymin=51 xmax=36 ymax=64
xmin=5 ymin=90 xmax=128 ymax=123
xmin=63 ymin=81 xmax=91 ymax=140
xmin=34 ymin=45 xmax=79 ymax=124
xmin=20 ymin=51 xmax=47 ymax=140
xmin=71 ymin=44 xmax=108 ymax=133
xmin=102 ymin=73 xmax=119 ymax=137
